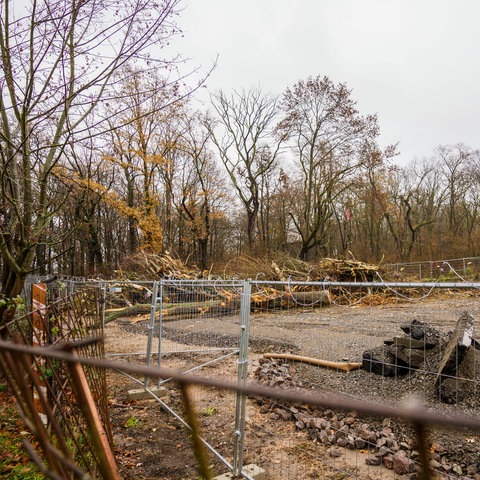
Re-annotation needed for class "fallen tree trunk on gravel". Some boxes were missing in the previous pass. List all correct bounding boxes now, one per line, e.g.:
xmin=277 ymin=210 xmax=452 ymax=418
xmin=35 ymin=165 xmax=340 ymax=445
xmin=105 ymin=301 xmax=237 ymax=324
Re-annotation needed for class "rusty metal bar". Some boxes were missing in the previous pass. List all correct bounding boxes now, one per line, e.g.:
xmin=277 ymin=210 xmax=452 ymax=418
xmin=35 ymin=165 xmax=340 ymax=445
xmin=2 ymin=338 xmax=480 ymax=434
xmin=0 ymin=288 xmax=112 ymax=479
xmin=63 ymin=347 xmax=120 ymax=480
xmin=414 ymin=421 xmax=433 ymax=480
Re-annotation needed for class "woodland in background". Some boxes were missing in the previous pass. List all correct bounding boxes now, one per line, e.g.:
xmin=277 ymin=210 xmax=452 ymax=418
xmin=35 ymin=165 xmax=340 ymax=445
xmin=33 ymin=88 xmax=480 ymax=279
xmin=1 ymin=1 xmax=480 ymax=308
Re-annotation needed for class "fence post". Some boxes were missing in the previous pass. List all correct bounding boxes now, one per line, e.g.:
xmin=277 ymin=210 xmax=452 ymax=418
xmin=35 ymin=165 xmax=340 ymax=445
xmin=31 ymin=283 xmax=48 ymax=425
xmin=145 ymin=280 xmax=159 ymax=389
xmin=66 ymin=348 xmax=121 ymax=480
xmin=233 ymin=279 xmax=251 ymax=476
xmin=156 ymin=280 xmax=164 ymax=388
xmin=100 ymin=282 xmax=107 ymax=328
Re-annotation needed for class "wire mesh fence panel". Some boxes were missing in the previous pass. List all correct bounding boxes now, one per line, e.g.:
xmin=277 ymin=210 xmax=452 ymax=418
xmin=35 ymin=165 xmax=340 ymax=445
xmin=244 ymin=280 xmax=480 ymax=479
xmin=151 ymin=279 xmax=251 ymax=477
xmin=104 ymin=279 xmax=250 ymax=476
xmin=0 ymin=286 xmax=117 ymax=479
xmin=5 ymin=277 xmax=480 ymax=479
xmin=385 ymin=256 xmax=480 ymax=282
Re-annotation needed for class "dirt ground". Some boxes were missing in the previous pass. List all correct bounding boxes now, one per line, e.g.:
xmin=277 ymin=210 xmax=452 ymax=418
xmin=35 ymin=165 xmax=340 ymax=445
xmin=104 ymin=293 xmax=480 ymax=479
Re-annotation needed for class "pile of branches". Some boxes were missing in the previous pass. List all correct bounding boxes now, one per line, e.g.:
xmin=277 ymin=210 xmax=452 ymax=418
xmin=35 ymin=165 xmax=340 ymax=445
xmin=222 ymin=253 xmax=380 ymax=283
xmin=117 ymin=251 xmax=204 ymax=280
xmin=117 ymin=251 xmax=380 ymax=283
xmin=313 ymin=257 xmax=380 ymax=282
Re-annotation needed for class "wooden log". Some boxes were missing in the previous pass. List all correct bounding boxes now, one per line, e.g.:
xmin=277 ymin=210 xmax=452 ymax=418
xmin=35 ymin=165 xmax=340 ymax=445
xmin=263 ymin=353 xmax=362 ymax=372
xmin=251 ymin=290 xmax=330 ymax=310
xmin=105 ymin=304 xmax=151 ymax=323
xmin=104 ymin=301 xmax=237 ymax=324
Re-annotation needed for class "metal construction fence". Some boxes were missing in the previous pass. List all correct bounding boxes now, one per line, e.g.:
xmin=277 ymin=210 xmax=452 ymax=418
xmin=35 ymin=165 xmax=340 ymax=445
xmin=385 ymin=256 xmax=480 ymax=281
xmin=99 ymin=278 xmax=480 ymax=479
xmin=2 ymin=277 xmax=480 ymax=479
xmin=140 ymin=279 xmax=250 ymax=476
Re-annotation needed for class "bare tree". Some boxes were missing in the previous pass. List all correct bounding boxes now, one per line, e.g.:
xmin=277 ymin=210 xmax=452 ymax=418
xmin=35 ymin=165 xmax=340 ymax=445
xmin=346 ymin=143 xmax=398 ymax=260
xmin=207 ymin=88 xmax=282 ymax=252
xmin=383 ymin=161 xmax=444 ymax=261
xmin=177 ymin=113 xmax=228 ymax=269
xmin=0 ymin=0 xmax=183 ymax=320
xmin=277 ymin=76 xmax=379 ymax=260
xmin=103 ymin=69 xmax=188 ymax=254
xmin=460 ymin=149 xmax=480 ymax=253
xmin=436 ymin=144 xmax=473 ymax=235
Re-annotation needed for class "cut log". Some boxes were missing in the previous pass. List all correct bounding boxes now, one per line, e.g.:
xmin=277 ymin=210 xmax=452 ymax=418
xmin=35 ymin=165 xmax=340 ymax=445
xmin=251 ymin=291 xmax=330 ymax=310
xmin=263 ymin=353 xmax=362 ymax=372
xmin=104 ymin=301 xmax=237 ymax=323
xmin=105 ymin=303 xmax=151 ymax=323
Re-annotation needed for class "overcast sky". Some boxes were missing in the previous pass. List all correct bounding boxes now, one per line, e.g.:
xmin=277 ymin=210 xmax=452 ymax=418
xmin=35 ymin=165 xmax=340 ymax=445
xmin=174 ymin=1 xmax=480 ymax=165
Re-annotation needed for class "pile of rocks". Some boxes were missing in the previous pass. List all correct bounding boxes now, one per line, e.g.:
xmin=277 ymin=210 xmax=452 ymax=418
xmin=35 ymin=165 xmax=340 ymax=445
xmin=362 ymin=313 xmax=477 ymax=404
xmin=254 ymin=358 xmax=480 ymax=479
xmin=362 ymin=318 xmax=442 ymax=377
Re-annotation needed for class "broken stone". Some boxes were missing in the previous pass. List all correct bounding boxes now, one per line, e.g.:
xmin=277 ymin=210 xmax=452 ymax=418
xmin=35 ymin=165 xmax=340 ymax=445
xmin=295 ymin=420 xmax=305 ymax=430
xmin=319 ymin=430 xmax=329 ymax=444
xmin=295 ymin=412 xmax=310 ymax=424
xmin=377 ymin=446 xmax=392 ymax=457
xmin=383 ymin=454 xmax=394 ymax=469
xmin=362 ymin=346 xmax=409 ymax=376
xmin=275 ymin=408 xmax=292 ymax=421
xmin=400 ymin=318 xmax=441 ymax=343
xmin=357 ymin=425 xmax=373 ymax=441
xmin=309 ymin=417 xmax=328 ymax=430
xmin=435 ymin=312 xmax=475 ymax=401
xmin=346 ymin=437 xmax=356 ymax=450
xmin=392 ymin=453 xmax=416 ymax=475
xmin=452 ymin=464 xmax=463 ymax=476
xmin=399 ymin=441 xmax=411 ymax=451
xmin=354 ymin=438 xmax=366 ymax=450
xmin=387 ymin=345 xmax=426 ymax=369
xmin=377 ymin=437 xmax=388 ymax=448
xmin=343 ymin=416 xmax=356 ymax=425
xmin=329 ymin=447 xmax=343 ymax=458
xmin=365 ymin=456 xmax=382 ymax=466
xmin=336 ymin=436 xmax=348 ymax=447
xmin=466 ymin=464 xmax=477 ymax=476
xmin=385 ymin=336 xmax=436 ymax=349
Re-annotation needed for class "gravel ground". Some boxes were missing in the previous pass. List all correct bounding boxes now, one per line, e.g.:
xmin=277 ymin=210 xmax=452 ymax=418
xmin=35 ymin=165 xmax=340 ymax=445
xmin=110 ymin=294 xmax=480 ymax=478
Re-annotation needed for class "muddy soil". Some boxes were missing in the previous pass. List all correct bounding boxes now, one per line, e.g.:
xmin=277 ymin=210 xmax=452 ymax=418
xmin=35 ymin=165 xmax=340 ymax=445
xmin=105 ymin=295 xmax=480 ymax=479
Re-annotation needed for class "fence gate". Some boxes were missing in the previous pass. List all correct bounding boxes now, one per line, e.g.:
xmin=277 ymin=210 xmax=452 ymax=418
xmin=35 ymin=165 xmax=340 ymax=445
xmin=145 ymin=279 xmax=252 ymax=477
